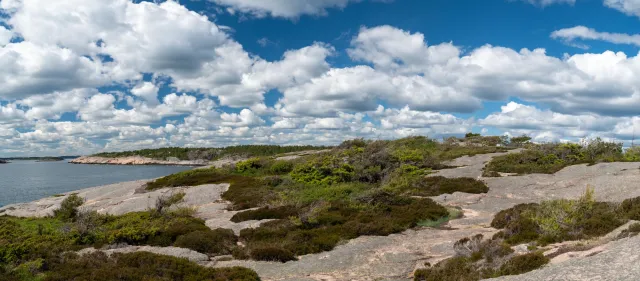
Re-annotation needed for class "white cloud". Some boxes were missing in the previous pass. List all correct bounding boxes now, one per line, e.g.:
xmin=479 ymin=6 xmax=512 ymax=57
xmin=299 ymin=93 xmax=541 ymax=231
xmin=131 ymin=82 xmax=160 ymax=105
xmin=522 ymin=0 xmax=576 ymax=6
xmin=348 ymin=25 xmax=460 ymax=74
xmin=0 ymin=26 xmax=12 ymax=46
xmin=0 ymin=42 xmax=108 ymax=99
xmin=604 ymin=0 xmax=640 ymax=17
xmin=220 ymin=109 xmax=265 ymax=127
xmin=210 ymin=0 xmax=362 ymax=18
xmin=19 ymin=89 xmax=95 ymax=120
xmin=552 ymin=26 xmax=640 ymax=47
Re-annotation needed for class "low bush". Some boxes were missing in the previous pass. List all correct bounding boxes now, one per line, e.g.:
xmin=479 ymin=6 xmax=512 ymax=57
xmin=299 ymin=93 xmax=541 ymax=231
xmin=269 ymin=161 xmax=294 ymax=174
xmin=491 ymin=188 xmax=628 ymax=245
xmin=236 ymin=158 xmax=264 ymax=174
xmin=231 ymin=206 xmax=298 ymax=223
xmin=53 ymin=194 xmax=84 ymax=221
xmin=45 ymin=251 xmax=260 ymax=281
xmin=249 ymin=247 xmax=297 ymax=263
xmin=498 ymin=252 xmax=548 ymax=276
xmin=174 ymin=229 xmax=238 ymax=255
xmin=414 ymin=235 xmax=548 ymax=281
xmin=485 ymin=139 xmax=627 ymax=175
xmin=386 ymin=174 xmax=489 ymax=197
xmin=414 ymin=256 xmax=478 ymax=281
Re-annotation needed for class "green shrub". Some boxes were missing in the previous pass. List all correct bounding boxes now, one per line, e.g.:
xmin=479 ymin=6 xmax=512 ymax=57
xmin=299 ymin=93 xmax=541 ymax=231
xmin=249 ymin=247 xmax=297 ymax=263
xmin=231 ymin=206 xmax=298 ymax=223
xmin=498 ymin=252 xmax=548 ymax=276
xmin=290 ymin=155 xmax=355 ymax=185
xmin=386 ymin=175 xmax=488 ymax=197
xmin=53 ymin=194 xmax=84 ymax=221
xmin=174 ymin=229 xmax=238 ymax=255
xmin=269 ymin=161 xmax=294 ymax=174
xmin=413 ymin=256 xmax=479 ymax=281
xmin=45 ymin=251 xmax=260 ymax=281
xmin=236 ymin=158 xmax=264 ymax=173
xmin=492 ymin=189 xmax=626 ymax=245
xmin=485 ymin=139 xmax=625 ymax=175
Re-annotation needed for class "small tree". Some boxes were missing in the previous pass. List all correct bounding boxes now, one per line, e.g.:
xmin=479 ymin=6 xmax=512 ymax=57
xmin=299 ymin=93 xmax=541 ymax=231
xmin=510 ymin=135 xmax=532 ymax=146
xmin=54 ymin=194 xmax=84 ymax=221
xmin=154 ymin=192 xmax=186 ymax=216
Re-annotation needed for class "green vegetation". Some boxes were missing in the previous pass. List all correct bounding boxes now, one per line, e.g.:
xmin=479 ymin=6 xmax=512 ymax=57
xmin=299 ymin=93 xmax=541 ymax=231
xmin=413 ymin=234 xmax=548 ymax=281
xmin=0 ymin=193 xmax=258 ymax=280
xmin=484 ymin=138 xmax=632 ymax=175
xmin=93 ymin=145 xmax=328 ymax=161
xmin=490 ymin=187 xmax=635 ymax=245
xmin=146 ymin=136 xmax=503 ymax=262
xmin=53 ymin=194 xmax=83 ymax=221
xmin=44 ymin=251 xmax=259 ymax=281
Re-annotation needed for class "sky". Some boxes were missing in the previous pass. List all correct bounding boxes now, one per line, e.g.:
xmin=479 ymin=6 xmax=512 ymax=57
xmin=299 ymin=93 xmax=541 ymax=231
xmin=2 ymin=0 xmax=640 ymax=156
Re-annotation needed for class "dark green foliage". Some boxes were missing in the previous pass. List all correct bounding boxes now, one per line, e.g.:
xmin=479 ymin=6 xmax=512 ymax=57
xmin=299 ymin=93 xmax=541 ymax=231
xmin=491 ymin=192 xmax=632 ymax=245
xmin=146 ymin=169 xmax=275 ymax=210
xmin=510 ymin=135 xmax=532 ymax=145
xmin=414 ymin=256 xmax=478 ymax=281
xmin=621 ymin=196 xmax=640 ymax=220
xmin=414 ymin=235 xmax=548 ymax=281
xmin=237 ymin=196 xmax=448 ymax=259
xmin=498 ymin=252 xmax=548 ymax=276
xmin=269 ymin=161 xmax=294 ymax=174
xmin=485 ymin=139 xmax=626 ymax=175
xmin=249 ymin=247 xmax=297 ymax=263
xmin=44 ymin=251 xmax=260 ymax=281
xmin=53 ymin=194 xmax=84 ymax=221
xmin=174 ymin=229 xmax=238 ymax=255
xmin=290 ymin=155 xmax=356 ymax=185
xmin=231 ymin=206 xmax=298 ymax=223
xmin=236 ymin=158 xmax=264 ymax=173
xmin=94 ymin=145 xmax=328 ymax=161
xmin=417 ymin=176 xmax=489 ymax=196
xmin=144 ymin=135 xmax=510 ymax=262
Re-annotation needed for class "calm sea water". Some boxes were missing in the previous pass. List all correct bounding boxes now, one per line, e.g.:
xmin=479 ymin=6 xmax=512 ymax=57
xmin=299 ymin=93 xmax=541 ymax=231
xmin=0 ymin=160 xmax=192 ymax=207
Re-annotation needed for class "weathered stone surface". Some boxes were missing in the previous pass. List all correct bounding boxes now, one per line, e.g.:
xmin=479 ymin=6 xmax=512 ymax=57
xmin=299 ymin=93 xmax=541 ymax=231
xmin=0 ymin=180 xmax=269 ymax=234
xmin=488 ymin=234 xmax=640 ymax=281
xmin=77 ymin=246 xmax=210 ymax=262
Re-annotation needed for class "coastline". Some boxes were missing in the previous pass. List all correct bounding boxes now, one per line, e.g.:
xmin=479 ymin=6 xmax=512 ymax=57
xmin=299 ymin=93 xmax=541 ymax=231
xmin=69 ymin=156 xmax=210 ymax=166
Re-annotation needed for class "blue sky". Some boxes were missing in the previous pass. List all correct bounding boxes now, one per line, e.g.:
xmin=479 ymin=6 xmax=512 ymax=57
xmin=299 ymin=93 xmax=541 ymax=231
xmin=1 ymin=0 xmax=640 ymax=156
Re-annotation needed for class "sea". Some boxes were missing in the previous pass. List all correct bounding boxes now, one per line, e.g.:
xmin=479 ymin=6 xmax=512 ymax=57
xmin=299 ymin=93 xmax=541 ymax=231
xmin=0 ymin=160 xmax=192 ymax=207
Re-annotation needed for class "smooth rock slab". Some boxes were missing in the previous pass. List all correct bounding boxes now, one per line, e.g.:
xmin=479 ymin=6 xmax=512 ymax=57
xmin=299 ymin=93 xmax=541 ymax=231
xmin=77 ymin=246 xmax=209 ymax=263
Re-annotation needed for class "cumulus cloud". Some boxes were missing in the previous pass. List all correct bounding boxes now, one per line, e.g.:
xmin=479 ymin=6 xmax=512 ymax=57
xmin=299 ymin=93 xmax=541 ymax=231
xmin=0 ymin=42 xmax=108 ymax=99
xmin=0 ymin=26 xmax=12 ymax=46
xmin=604 ymin=0 xmax=640 ymax=17
xmin=3 ymin=0 xmax=640 ymax=155
xmin=210 ymin=0 xmax=364 ymax=18
xmin=551 ymin=26 xmax=640 ymax=47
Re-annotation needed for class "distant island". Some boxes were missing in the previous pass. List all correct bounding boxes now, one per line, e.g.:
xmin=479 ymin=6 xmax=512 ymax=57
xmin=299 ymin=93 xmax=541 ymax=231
xmin=0 ymin=156 xmax=79 ymax=162
xmin=71 ymin=145 xmax=329 ymax=166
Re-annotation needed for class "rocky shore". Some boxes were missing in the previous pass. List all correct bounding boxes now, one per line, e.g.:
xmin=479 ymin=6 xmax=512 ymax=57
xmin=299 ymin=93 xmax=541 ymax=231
xmin=70 ymin=156 xmax=210 ymax=166
xmin=5 ymin=151 xmax=640 ymax=280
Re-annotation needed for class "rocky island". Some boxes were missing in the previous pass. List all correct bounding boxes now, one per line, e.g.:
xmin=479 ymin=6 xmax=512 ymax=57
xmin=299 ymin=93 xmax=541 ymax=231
xmin=70 ymin=146 xmax=328 ymax=166
xmin=2 ymin=135 xmax=640 ymax=280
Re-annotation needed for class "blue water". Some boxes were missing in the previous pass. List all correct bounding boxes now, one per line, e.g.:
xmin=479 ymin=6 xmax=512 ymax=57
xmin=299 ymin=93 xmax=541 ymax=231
xmin=0 ymin=160 xmax=192 ymax=207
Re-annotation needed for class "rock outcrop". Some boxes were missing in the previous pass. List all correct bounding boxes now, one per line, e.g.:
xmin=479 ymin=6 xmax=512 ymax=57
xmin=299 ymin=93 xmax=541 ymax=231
xmin=7 ymin=151 xmax=640 ymax=280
